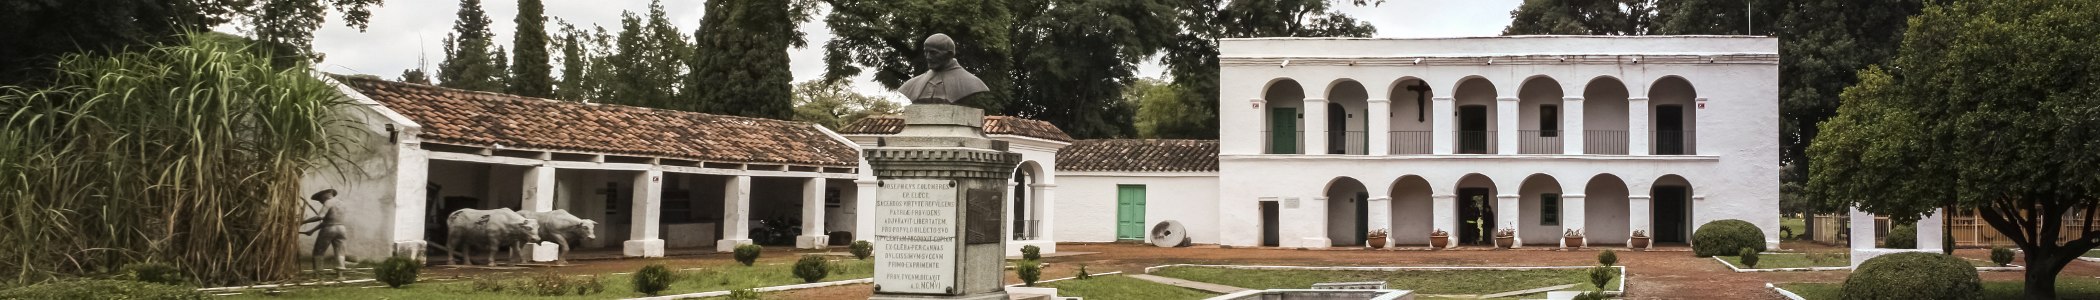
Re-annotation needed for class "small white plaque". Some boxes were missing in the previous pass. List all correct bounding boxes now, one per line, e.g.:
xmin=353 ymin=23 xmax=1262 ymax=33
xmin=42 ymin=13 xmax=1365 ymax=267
xmin=1285 ymin=197 xmax=1300 ymax=209
xmin=873 ymin=179 xmax=959 ymax=294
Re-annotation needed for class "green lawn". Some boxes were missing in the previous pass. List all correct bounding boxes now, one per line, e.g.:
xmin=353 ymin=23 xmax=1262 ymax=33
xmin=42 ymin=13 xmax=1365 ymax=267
xmin=2084 ymin=249 xmax=2100 ymax=258
xmin=1780 ymin=277 xmax=2100 ymax=299
xmin=1782 ymin=217 xmax=1805 ymax=239
xmin=1719 ymin=253 xmax=1849 ymax=269
xmin=1040 ymin=275 xmax=1218 ymax=300
xmin=1149 ymin=266 xmax=1619 ymax=296
xmin=221 ymin=260 xmax=873 ymax=299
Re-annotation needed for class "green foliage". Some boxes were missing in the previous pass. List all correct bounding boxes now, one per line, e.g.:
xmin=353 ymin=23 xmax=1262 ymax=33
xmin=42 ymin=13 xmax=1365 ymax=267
xmin=1739 ymin=248 xmax=1761 ymax=268
xmin=523 ymin=272 xmax=575 ymax=296
xmin=1840 ymin=252 xmax=1980 ymax=300
xmin=1021 ymin=245 xmax=1042 ymax=261
xmin=1598 ymin=250 xmax=1618 ymax=267
xmin=1808 ymin=1 xmax=2100 ymax=296
xmin=1885 ymin=224 xmax=1916 ymax=249
xmin=0 ymin=279 xmax=204 ymax=300
xmin=0 ymin=0 xmax=381 ymax=84
xmin=1588 ymin=266 xmax=1614 ymax=290
xmin=577 ymin=276 xmax=605 ymax=295
xmin=793 ymin=255 xmax=831 ymax=283
xmin=1777 ymin=0 xmax=1923 ymax=194
xmin=727 ymin=288 xmax=763 ymax=300
xmin=471 ymin=276 xmax=508 ymax=292
xmin=848 ymin=240 xmax=875 ymax=260
xmin=507 ymin=0 xmax=553 ymax=98
xmin=823 ymin=0 xmax=1014 ymax=113
xmin=1991 ymin=247 xmax=2015 ymax=267
xmin=734 ymin=244 xmax=763 ymax=266
xmin=686 ymin=0 xmax=812 ymax=119
xmin=373 ymin=256 xmax=421 ymax=288
xmin=603 ymin=1 xmax=690 ymax=110
xmin=438 ymin=0 xmax=507 ymax=92
xmin=1152 ymin=0 xmax=1377 ymax=140
xmin=1692 ymin=219 xmax=1767 ymax=257
xmin=1572 ymin=291 xmax=1610 ymax=300
xmin=1650 ymin=0 xmax=1783 ymax=35
xmin=1503 ymin=0 xmax=1649 ymax=35
xmin=1077 ymin=265 xmax=1091 ymax=279
xmin=1130 ymin=78 xmax=1209 ymax=139
xmin=0 ymin=34 xmax=353 ymax=285
xmin=633 ymin=264 xmax=676 ymax=296
xmin=400 ymin=68 xmax=431 ymax=84
xmin=123 ymin=262 xmax=184 ymax=285
xmin=1016 ymin=260 xmax=1043 ymax=287
xmin=792 ymin=80 xmax=900 ymax=130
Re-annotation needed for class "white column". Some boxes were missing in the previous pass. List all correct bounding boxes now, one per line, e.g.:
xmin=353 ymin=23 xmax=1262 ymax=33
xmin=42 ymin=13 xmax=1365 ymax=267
xmin=1628 ymin=195 xmax=1652 ymax=248
xmin=1920 ymin=208 xmax=1945 ymax=252
xmin=1002 ymin=182 xmax=1018 ymax=255
xmin=1303 ymin=197 xmax=1332 ymax=248
xmin=796 ymin=178 xmax=829 ymax=249
xmin=522 ymin=165 xmax=559 ymax=261
xmin=390 ymin=149 xmax=430 ymax=259
xmin=1367 ymin=197 xmax=1393 ymax=248
xmin=853 ymin=179 xmax=880 ymax=242
xmin=1628 ymin=97 xmax=1651 ymax=155
xmin=1563 ymin=194 xmax=1587 ymax=248
xmin=1431 ymin=98 xmax=1455 ymax=154
xmin=1036 ymin=184 xmax=1059 ymax=242
xmin=715 ymin=175 xmax=753 ymax=252
xmin=1432 ymin=194 xmax=1457 ymax=242
xmin=1303 ymin=98 xmax=1330 ymax=155
xmin=1563 ymin=97 xmax=1586 ymax=154
xmin=623 ymin=170 xmax=665 ymax=257
xmin=1367 ymin=98 xmax=1392 ymax=155
xmin=1497 ymin=194 xmax=1521 ymax=247
xmin=1496 ymin=97 xmax=1519 ymax=154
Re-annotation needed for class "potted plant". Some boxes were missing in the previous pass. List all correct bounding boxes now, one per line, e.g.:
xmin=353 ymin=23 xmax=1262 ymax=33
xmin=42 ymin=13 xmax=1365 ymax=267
xmin=1430 ymin=229 xmax=1451 ymax=249
xmin=1493 ymin=228 xmax=1517 ymax=249
xmin=1366 ymin=229 xmax=1389 ymax=249
xmin=1630 ymin=230 xmax=1651 ymax=250
xmin=1563 ymin=229 xmax=1585 ymax=249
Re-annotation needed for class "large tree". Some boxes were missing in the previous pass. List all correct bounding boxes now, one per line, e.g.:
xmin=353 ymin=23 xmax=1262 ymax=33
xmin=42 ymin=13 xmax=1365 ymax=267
xmin=1808 ymin=0 xmax=2100 ymax=298
xmin=1775 ymin=0 xmax=1923 ymax=190
xmin=686 ymin=0 xmax=812 ymax=119
xmin=791 ymin=80 xmax=901 ymax=130
xmin=508 ymin=0 xmax=554 ymax=98
xmin=0 ymin=0 xmax=382 ymax=85
xmin=438 ymin=0 xmax=506 ymax=92
xmin=1502 ymin=0 xmax=1652 ymax=35
xmin=601 ymin=1 xmax=689 ymax=109
xmin=1006 ymin=0 xmax=1180 ymax=138
xmin=822 ymin=0 xmax=1015 ymax=113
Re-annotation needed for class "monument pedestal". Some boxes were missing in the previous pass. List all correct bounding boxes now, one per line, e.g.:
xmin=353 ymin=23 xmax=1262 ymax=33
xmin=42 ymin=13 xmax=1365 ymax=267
xmin=866 ymin=104 xmax=1020 ymax=300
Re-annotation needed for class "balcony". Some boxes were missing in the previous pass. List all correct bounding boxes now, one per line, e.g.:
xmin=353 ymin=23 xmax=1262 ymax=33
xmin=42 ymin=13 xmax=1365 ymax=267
xmin=1329 ymin=131 xmax=1368 ymax=155
xmin=1655 ymin=130 xmax=1693 ymax=155
xmin=1586 ymin=130 xmax=1628 ymax=155
xmin=1457 ymin=130 xmax=1495 ymax=154
xmin=1263 ymin=130 xmax=1305 ymax=154
xmin=1519 ymin=130 xmax=1563 ymax=154
xmin=1389 ymin=131 xmax=1431 ymax=154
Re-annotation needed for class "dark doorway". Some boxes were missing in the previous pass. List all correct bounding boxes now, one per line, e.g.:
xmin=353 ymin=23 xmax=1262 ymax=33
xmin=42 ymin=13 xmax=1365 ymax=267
xmin=1456 ymin=188 xmax=1496 ymax=245
xmin=1013 ymin=170 xmax=1029 ymax=239
xmin=1354 ymin=192 xmax=1370 ymax=245
xmin=1656 ymin=105 xmax=1685 ymax=155
xmin=1261 ymin=201 xmax=1281 ymax=247
xmin=1328 ymin=103 xmax=1347 ymax=154
xmin=1269 ymin=108 xmax=1299 ymax=154
xmin=1459 ymin=105 xmax=1489 ymax=154
xmin=1654 ymin=186 xmax=1690 ymax=243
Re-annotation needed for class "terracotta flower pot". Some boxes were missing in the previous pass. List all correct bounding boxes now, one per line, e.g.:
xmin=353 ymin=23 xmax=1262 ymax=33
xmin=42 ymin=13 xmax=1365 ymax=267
xmin=1368 ymin=237 xmax=1387 ymax=249
xmin=1630 ymin=237 xmax=1651 ymax=250
xmin=1430 ymin=236 xmax=1450 ymax=249
xmin=1564 ymin=237 xmax=1584 ymax=249
xmin=1494 ymin=237 xmax=1515 ymax=249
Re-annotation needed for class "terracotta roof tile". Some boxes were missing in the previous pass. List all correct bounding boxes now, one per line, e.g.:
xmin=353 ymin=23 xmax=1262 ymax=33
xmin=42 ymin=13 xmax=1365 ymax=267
xmin=1055 ymin=139 xmax=1218 ymax=172
xmin=836 ymin=116 xmax=1074 ymax=142
xmin=335 ymin=75 xmax=858 ymax=167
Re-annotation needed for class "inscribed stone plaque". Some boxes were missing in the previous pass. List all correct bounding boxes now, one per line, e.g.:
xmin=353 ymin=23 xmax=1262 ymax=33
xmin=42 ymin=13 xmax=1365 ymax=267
xmin=965 ymin=188 xmax=1002 ymax=244
xmin=1285 ymin=197 xmax=1301 ymax=209
xmin=874 ymin=179 xmax=958 ymax=294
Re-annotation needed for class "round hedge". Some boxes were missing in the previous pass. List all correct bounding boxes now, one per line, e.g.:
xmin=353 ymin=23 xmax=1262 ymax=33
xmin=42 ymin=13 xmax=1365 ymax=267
xmin=1885 ymin=224 xmax=1917 ymax=249
xmin=1840 ymin=252 xmax=1980 ymax=300
xmin=1692 ymin=219 xmax=1767 ymax=257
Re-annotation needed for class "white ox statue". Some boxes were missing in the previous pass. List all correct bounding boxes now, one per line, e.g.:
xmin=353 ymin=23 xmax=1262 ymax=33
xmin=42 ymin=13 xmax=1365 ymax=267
xmin=446 ymin=208 xmax=541 ymax=266
xmin=520 ymin=210 xmax=597 ymax=264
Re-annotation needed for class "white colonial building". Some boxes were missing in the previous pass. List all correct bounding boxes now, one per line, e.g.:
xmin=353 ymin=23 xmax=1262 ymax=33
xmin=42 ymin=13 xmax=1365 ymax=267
xmin=1212 ymin=36 xmax=1781 ymax=249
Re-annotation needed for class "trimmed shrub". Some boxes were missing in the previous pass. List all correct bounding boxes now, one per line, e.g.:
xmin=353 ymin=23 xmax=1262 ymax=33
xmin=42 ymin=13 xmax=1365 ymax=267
xmin=1840 ymin=252 xmax=1980 ymax=300
xmin=1692 ymin=219 xmax=1767 ymax=257
xmin=734 ymin=244 xmax=763 ymax=266
xmin=1076 ymin=265 xmax=1092 ymax=279
xmin=850 ymin=240 xmax=874 ymax=260
xmin=373 ymin=256 xmax=421 ymax=288
xmin=633 ymin=264 xmax=676 ymax=296
xmin=1588 ymin=266 xmax=1614 ymax=290
xmin=577 ymin=276 xmax=606 ymax=295
xmin=1016 ymin=260 xmax=1042 ymax=287
xmin=1990 ymin=247 xmax=2015 ymax=267
xmin=727 ymin=288 xmax=763 ymax=300
xmin=0 ymin=279 xmax=204 ymax=300
xmin=1021 ymin=245 xmax=1042 ymax=261
xmin=524 ymin=272 xmax=574 ymax=296
xmin=1598 ymin=250 xmax=1618 ymax=267
xmin=122 ymin=262 xmax=184 ymax=285
xmin=1885 ymin=224 xmax=1916 ymax=249
xmin=1739 ymin=248 xmax=1760 ymax=268
xmin=1573 ymin=291 xmax=1610 ymax=300
xmin=794 ymin=255 xmax=831 ymax=283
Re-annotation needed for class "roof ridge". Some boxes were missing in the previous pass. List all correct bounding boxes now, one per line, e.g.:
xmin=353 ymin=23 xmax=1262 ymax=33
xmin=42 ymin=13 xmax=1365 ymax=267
xmin=332 ymin=73 xmax=817 ymax=127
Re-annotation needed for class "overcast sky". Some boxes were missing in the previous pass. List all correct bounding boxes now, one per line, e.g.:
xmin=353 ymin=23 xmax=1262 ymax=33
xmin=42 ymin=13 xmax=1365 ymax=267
xmin=291 ymin=0 xmax=1522 ymax=98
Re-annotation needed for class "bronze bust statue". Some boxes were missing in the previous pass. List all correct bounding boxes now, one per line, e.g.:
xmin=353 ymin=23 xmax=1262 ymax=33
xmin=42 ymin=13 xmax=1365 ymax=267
xmin=898 ymin=34 xmax=990 ymax=104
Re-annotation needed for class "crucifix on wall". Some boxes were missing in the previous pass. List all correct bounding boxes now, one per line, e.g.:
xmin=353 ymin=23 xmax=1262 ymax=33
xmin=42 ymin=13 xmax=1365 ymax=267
xmin=1407 ymin=82 xmax=1432 ymax=122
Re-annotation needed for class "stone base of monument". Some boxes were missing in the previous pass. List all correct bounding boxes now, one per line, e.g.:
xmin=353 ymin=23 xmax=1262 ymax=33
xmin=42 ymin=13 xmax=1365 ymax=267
xmin=623 ymin=239 xmax=664 ymax=257
xmin=796 ymin=234 xmax=830 ymax=249
xmin=868 ymin=292 xmax=1012 ymax=300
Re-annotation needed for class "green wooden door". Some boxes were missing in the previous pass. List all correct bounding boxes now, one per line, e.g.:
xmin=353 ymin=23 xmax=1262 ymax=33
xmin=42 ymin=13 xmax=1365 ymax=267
xmin=1116 ymin=185 xmax=1147 ymax=240
xmin=1269 ymin=108 xmax=1298 ymax=154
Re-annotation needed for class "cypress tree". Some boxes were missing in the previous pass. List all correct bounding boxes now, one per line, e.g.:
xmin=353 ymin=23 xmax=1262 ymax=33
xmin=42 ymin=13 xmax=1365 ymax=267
xmin=437 ymin=0 xmax=504 ymax=92
xmin=508 ymin=0 xmax=554 ymax=98
xmin=687 ymin=0 xmax=801 ymax=119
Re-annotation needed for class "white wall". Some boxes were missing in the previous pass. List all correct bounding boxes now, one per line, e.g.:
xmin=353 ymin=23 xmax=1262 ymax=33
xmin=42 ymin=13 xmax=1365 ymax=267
xmin=1389 ymin=178 xmax=1435 ymax=245
xmin=297 ymin=83 xmax=425 ymax=262
xmin=1055 ymin=173 xmax=1221 ymax=244
xmin=1517 ymin=176 xmax=1564 ymax=245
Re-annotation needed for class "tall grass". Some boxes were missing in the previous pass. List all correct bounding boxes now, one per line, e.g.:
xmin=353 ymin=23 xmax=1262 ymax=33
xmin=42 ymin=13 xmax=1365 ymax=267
xmin=0 ymin=33 xmax=353 ymax=286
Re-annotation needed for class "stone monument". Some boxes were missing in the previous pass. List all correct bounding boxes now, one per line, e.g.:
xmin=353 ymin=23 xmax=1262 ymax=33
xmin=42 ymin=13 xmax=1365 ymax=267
xmin=866 ymin=33 xmax=1020 ymax=300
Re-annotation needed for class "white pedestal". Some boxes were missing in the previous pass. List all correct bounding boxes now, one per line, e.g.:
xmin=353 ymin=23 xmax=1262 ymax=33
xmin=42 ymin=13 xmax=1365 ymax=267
xmin=527 ymin=242 xmax=559 ymax=262
xmin=797 ymin=235 xmax=830 ymax=249
xmin=623 ymin=239 xmax=664 ymax=257
xmin=715 ymin=238 xmax=753 ymax=252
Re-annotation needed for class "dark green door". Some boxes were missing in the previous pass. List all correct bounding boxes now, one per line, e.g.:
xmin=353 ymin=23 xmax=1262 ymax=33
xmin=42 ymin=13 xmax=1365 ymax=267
xmin=1269 ymin=108 xmax=1298 ymax=154
xmin=1116 ymin=185 xmax=1147 ymax=240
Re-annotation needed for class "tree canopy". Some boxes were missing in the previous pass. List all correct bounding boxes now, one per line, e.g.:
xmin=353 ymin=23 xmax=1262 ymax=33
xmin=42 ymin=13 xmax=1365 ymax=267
xmin=791 ymin=80 xmax=901 ymax=130
xmin=0 ymin=0 xmax=382 ymax=85
xmin=1808 ymin=0 xmax=2100 ymax=297
xmin=686 ymin=0 xmax=814 ymax=119
xmin=438 ymin=0 xmax=507 ymax=92
xmin=822 ymin=0 xmax=1015 ymax=113
xmin=508 ymin=0 xmax=555 ymax=98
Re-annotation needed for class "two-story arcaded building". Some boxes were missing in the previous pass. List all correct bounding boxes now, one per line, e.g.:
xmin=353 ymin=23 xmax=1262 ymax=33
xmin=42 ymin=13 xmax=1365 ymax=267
xmin=1208 ymin=36 xmax=1781 ymax=249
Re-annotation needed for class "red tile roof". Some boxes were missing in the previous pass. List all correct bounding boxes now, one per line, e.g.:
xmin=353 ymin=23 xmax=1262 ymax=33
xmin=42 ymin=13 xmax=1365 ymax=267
xmin=1055 ymin=139 xmax=1218 ymax=172
xmin=836 ymin=115 xmax=1074 ymax=142
xmin=335 ymin=75 xmax=858 ymax=167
